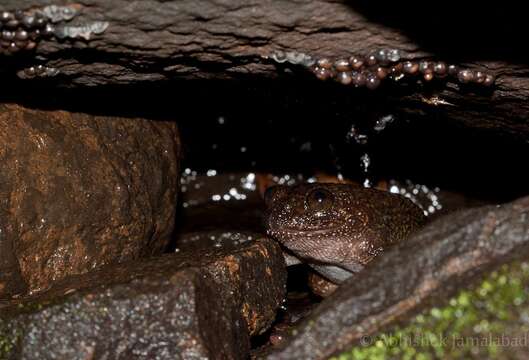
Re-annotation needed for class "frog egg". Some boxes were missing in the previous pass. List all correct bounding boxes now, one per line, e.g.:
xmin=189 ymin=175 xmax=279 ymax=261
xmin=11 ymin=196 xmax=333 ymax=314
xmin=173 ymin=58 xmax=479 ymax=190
xmin=7 ymin=42 xmax=19 ymax=54
xmin=448 ymin=64 xmax=459 ymax=76
xmin=5 ymin=19 xmax=19 ymax=29
xmin=22 ymin=15 xmax=37 ymax=29
xmin=34 ymin=15 xmax=48 ymax=29
xmin=313 ymin=66 xmax=331 ymax=81
xmin=403 ymin=61 xmax=419 ymax=75
xmin=389 ymin=63 xmax=403 ymax=76
xmin=366 ymin=73 xmax=381 ymax=90
xmin=24 ymin=66 xmax=37 ymax=78
xmin=387 ymin=49 xmax=401 ymax=62
xmin=457 ymin=69 xmax=474 ymax=83
xmin=419 ymin=60 xmax=432 ymax=74
xmin=352 ymin=71 xmax=367 ymax=87
xmin=317 ymin=58 xmax=333 ymax=69
xmin=2 ymin=30 xmax=15 ymax=41
xmin=349 ymin=56 xmax=364 ymax=70
xmin=0 ymin=11 xmax=13 ymax=23
xmin=334 ymin=59 xmax=350 ymax=72
xmin=474 ymin=71 xmax=486 ymax=84
xmin=15 ymin=29 xmax=29 ymax=41
xmin=336 ymin=71 xmax=352 ymax=85
xmin=483 ymin=74 xmax=495 ymax=86
xmin=25 ymin=40 xmax=36 ymax=50
xmin=43 ymin=24 xmax=55 ymax=37
xmin=375 ymin=49 xmax=389 ymax=63
xmin=433 ymin=62 xmax=447 ymax=76
xmin=366 ymin=54 xmax=378 ymax=66
xmin=375 ymin=66 xmax=388 ymax=80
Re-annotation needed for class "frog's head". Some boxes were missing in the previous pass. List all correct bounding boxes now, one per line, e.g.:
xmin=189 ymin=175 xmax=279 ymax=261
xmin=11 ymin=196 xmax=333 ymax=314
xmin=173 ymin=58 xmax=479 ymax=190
xmin=264 ymin=183 xmax=425 ymax=271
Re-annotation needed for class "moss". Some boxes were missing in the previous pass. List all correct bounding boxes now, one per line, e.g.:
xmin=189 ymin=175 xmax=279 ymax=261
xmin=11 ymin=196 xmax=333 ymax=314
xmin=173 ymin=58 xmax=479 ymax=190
xmin=0 ymin=321 xmax=22 ymax=360
xmin=335 ymin=261 xmax=529 ymax=359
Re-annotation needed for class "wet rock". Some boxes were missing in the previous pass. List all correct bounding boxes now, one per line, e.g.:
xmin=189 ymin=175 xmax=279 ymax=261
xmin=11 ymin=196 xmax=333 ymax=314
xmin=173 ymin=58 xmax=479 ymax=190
xmin=0 ymin=104 xmax=180 ymax=299
xmin=174 ymin=231 xmax=288 ymax=335
xmin=267 ymin=195 xmax=529 ymax=359
xmin=344 ymin=260 xmax=529 ymax=358
xmin=0 ymin=236 xmax=287 ymax=359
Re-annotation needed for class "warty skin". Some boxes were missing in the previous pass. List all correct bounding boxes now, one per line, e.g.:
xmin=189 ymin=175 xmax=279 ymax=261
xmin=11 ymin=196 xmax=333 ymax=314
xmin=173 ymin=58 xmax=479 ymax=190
xmin=265 ymin=183 xmax=426 ymax=283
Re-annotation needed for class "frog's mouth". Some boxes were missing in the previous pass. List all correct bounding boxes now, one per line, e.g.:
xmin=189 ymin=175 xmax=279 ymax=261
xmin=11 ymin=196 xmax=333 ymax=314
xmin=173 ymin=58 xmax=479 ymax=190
xmin=265 ymin=214 xmax=351 ymax=240
xmin=267 ymin=227 xmax=339 ymax=239
xmin=265 ymin=224 xmax=352 ymax=254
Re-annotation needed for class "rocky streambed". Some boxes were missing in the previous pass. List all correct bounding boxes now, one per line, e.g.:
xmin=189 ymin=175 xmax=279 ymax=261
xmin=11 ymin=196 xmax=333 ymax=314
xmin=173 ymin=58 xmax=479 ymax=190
xmin=1 ymin=3 xmax=529 ymax=360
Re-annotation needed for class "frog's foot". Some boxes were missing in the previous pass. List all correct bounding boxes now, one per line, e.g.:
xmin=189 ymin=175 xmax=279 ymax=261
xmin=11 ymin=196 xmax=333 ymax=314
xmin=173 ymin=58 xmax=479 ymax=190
xmin=307 ymin=271 xmax=339 ymax=297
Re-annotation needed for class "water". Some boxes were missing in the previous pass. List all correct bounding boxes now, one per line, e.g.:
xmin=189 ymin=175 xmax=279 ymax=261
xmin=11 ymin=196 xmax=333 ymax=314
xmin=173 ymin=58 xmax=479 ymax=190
xmin=174 ymin=80 xmax=528 ymax=220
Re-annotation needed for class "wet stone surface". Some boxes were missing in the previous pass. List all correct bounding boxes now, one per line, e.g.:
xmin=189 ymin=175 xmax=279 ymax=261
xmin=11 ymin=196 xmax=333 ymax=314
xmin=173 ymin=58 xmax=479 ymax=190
xmin=0 ymin=236 xmax=287 ymax=359
xmin=0 ymin=104 xmax=180 ymax=299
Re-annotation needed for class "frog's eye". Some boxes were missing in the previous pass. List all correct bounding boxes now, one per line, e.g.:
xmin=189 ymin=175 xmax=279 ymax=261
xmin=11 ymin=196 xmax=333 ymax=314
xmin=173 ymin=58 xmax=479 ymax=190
xmin=305 ymin=188 xmax=334 ymax=212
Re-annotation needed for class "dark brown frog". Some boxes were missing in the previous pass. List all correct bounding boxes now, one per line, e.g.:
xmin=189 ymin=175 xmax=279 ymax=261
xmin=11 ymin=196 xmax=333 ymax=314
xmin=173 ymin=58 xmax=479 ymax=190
xmin=264 ymin=183 xmax=426 ymax=286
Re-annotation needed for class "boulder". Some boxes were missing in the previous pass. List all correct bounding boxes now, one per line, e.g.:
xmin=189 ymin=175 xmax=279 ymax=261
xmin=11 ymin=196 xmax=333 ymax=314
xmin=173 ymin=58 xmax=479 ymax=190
xmin=0 ymin=236 xmax=287 ymax=359
xmin=0 ymin=104 xmax=180 ymax=298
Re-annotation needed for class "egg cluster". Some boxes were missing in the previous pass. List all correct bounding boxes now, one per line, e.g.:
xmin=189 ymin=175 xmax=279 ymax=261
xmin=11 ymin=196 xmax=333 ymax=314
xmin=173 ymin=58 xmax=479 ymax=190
xmin=17 ymin=64 xmax=59 ymax=79
xmin=309 ymin=49 xmax=496 ymax=89
xmin=0 ymin=10 xmax=54 ymax=55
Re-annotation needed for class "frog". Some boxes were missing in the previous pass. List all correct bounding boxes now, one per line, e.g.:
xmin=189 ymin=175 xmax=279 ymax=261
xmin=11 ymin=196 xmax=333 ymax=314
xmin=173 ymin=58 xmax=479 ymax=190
xmin=264 ymin=183 xmax=426 ymax=292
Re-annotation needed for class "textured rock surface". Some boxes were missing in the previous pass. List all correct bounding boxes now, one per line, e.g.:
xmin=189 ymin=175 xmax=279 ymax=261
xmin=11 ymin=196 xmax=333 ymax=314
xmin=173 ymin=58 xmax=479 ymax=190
xmin=0 ymin=237 xmax=287 ymax=359
xmin=0 ymin=1 xmax=528 ymax=135
xmin=266 ymin=195 xmax=529 ymax=359
xmin=0 ymin=103 xmax=180 ymax=299
xmin=175 ymin=232 xmax=288 ymax=336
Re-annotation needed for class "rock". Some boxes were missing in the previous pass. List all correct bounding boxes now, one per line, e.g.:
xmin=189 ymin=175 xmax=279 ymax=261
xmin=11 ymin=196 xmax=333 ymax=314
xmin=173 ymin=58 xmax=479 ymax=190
xmin=0 ymin=236 xmax=287 ymax=359
xmin=342 ymin=260 xmax=529 ymax=358
xmin=175 ymin=231 xmax=288 ymax=336
xmin=0 ymin=104 xmax=180 ymax=299
xmin=266 ymin=195 xmax=529 ymax=359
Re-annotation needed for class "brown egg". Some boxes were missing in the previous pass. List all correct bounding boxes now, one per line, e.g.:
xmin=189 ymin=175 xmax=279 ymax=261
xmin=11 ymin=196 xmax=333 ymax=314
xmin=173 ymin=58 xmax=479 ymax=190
xmin=375 ymin=66 xmax=388 ymax=80
xmin=317 ymin=58 xmax=333 ymax=69
xmin=337 ymin=71 xmax=352 ymax=85
xmin=5 ymin=19 xmax=19 ymax=29
xmin=403 ymin=61 xmax=419 ymax=75
xmin=457 ymin=69 xmax=474 ymax=83
xmin=352 ymin=71 xmax=367 ymax=87
xmin=314 ymin=66 xmax=331 ymax=81
xmin=0 ymin=11 xmax=13 ymax=23
xmin=423 ymin=72 xmax=434 ymax=81
xmin=433 ymin=62 xmax=447 ymax=76
xmin=474 ymin=71 xmax=485 ymax=84
xmin=366 ymin=54 xmax=377 ymax=66
xmin=483 ymin=74 xmax=495 ymax=86
xmin=15 ymin=29 xmax=28 ymax=41
xmin=334 ymin=59 xmax=350 ymax=72
xmin=349 ymin=56 xmax=364 ymax=70
xmin=389 ymin=62 xmax=403 ymax=75
xmin=366 ymin=73 xmax=381 ymax=90
xmin=25 ymin=41 xmax=37 ymax=50
xmin=2 ymin=30 xmax=15 ymax=41
xmin=7 ymin=42 xmax=19 ymax=53
xmin=448 ymin=64 xmax=459 ymax=76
